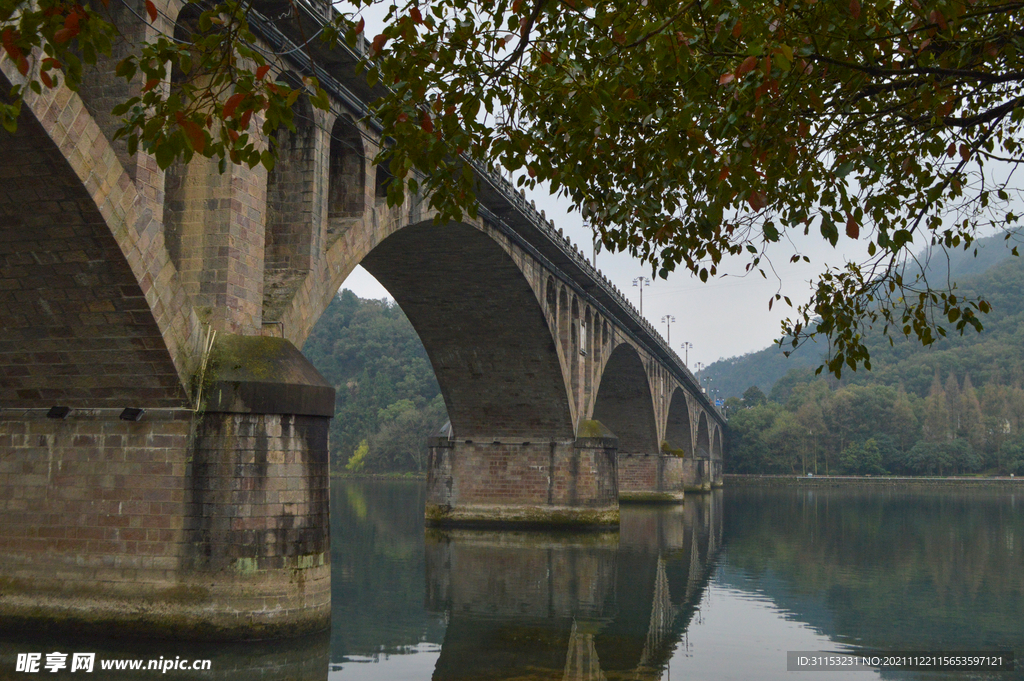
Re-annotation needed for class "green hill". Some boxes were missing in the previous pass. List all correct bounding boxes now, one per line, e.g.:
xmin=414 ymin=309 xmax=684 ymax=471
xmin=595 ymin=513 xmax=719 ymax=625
xmin=707 ymin=231 xmax=1020 ymax=399
xmin=301 ymin=289 xmax=448 ymax=474
xmin=719 ymin=233 xmax=1024 ymax=476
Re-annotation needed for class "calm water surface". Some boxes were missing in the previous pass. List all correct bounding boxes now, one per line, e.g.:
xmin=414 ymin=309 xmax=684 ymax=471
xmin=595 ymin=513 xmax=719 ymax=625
xmin=2 ymin=481 xmax=1021 ymax=680
xmin=328 ymin=481 xmax=1023 ymax=681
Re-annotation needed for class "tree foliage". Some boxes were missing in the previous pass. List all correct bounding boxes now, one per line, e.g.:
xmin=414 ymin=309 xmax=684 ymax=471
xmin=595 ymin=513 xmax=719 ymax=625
xmin=726 ymin=372 xmax=1024 ymax=475
xmin=3 ymin=0 xmax=1023 ymax=375
xmin=348 ymin=0 xmax=1024 ymax=374
xmin=0 ymin=0 xmax=325 ymax=169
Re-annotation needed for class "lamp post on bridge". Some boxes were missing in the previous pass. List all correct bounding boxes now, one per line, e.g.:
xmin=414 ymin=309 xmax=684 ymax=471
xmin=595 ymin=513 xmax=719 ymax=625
xmin=661 ymin=315 xmax=675 ymax=345
xmin=585 ymin=221 xmax=601 ymax=267
xmin=680 ymin=341 xmax=692 ymax=367
xmin=632 ymin=277 xmax=650 ymax=315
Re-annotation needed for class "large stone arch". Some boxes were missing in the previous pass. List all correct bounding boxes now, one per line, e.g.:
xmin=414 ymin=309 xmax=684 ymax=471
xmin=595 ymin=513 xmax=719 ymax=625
xmin=0 ymin=63 xmax=199 ymax=408
xmin=696 ymin=412 xmax=711 ymax=458
xmin=592 ymin=343 xmax=659 ymax=454
xmin=664 ymin=388 xmax=694 ymax=456
xmin=358 ymin=220 xmax=574 ymax=440
xmin=712 ymin=425 xmax=723 ymax=458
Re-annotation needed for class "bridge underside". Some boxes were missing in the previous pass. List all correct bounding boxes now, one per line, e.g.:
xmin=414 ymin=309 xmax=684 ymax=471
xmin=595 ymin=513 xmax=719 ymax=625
xmin=361 ymin=221 xmax=619 ymax=527
xmin=0 ymin=97 xmax=187 ymax=408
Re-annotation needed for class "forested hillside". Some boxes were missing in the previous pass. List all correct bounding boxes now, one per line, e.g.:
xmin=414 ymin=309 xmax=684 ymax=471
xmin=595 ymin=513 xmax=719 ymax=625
xmin=706 ymin=232 xmax=1019 ymax=399
xmin=722 ymin=235 xmax=1024 ymax=476
xmin=302 ymin=290 xmax=448 ymax=474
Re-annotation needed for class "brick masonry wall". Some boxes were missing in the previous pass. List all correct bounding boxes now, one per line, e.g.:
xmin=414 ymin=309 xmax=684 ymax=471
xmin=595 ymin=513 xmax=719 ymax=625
xmin=426 ymin=438 xmax=619 ymax=526
xmin=682 ymin=458 xmax=711 ymax=492
xmin=185 ymin=411 xmax=331 ymax=636
xmin=0 ymin=407 xmax=330 ymax=638
xmin=263 ymin=100 xmax=320 ymax=323
xmin=0 ymin=409 xmax=193 ymax=617
xmin=0 ymin=96 xmax=189 ymax=409
xmin=617 ymin=454 xmax=659 ymax=492
xmin=617 ymin=453 xmax=685 ymax=499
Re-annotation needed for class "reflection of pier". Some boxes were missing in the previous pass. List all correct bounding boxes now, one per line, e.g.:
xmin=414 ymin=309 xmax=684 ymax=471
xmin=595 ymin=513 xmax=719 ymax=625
xmin=426 ymin=492 xmax=723 ymax=680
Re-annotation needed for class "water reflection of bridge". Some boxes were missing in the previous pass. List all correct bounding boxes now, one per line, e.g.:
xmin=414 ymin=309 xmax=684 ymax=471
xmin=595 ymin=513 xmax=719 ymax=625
xmin=425 ymin=492 xmax=724 ymax=681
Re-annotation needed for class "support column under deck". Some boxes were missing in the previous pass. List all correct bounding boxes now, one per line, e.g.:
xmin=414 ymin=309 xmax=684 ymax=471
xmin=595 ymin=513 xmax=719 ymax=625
xmin=617 ymin=454 xmax=686 ymax=503
xmin=682 ymin=457 xmax=712 ymax=493
xmin=425 ymin=435 xmax=619 ymax=528
xmin=0 ymin=334 xmax=335 ymax=640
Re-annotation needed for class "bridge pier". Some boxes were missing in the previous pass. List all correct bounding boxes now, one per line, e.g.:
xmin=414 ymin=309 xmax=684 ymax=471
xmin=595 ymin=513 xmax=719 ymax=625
xmin=0 ymin=335 xmax=335 ymax=639
xmin=682 ymin=457 xmax=713 ymax=493
xmin=425 ymin=434 xmax=619 ymax=528
xmin=617 ymin=454 xmax=686 ymax=503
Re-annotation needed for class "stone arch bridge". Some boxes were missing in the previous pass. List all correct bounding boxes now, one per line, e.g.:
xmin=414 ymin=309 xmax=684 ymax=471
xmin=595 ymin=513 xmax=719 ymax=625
xmin=0 ymin=0 xmax=724 ymax=639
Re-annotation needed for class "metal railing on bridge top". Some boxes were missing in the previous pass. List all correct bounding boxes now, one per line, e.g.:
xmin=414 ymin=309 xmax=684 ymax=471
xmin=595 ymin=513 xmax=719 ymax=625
xmin=245 ymin=0 xmax=723 ymax=422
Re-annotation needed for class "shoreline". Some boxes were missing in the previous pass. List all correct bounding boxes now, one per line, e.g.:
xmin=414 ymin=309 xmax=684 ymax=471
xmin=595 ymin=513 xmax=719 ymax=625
xmin=330 ymin=471 xmax=427 ymax=480
xmin=724 ymin=473 xmax=1022 ymax=487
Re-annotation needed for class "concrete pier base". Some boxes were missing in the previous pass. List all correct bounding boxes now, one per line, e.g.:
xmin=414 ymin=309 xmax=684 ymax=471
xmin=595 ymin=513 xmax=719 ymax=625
xmin=425 ymin=435 xmax=619 ymax=528
xmin=617 ymin=453 xmax=686 ymax=503
xmin=682 ymin=457 xmax=712 ymax=493
xmin=0 ymin=335 xmax=335 ymax=639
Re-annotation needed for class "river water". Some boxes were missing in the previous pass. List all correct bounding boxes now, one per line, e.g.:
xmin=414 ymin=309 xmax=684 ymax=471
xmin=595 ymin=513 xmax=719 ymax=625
xmin=2 ymin=481 xmax=1022 ymax=680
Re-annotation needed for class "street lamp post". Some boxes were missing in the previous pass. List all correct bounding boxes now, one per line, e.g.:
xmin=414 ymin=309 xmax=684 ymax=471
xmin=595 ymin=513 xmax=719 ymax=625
xmin=586 ymin=221 xmax=601 ymax=267
xmin=661 ymin=315 xmax=675 ymax=345
xmin=680 ymin=342 xmax=692 ymax=366
xmin=632 ymin=277 xmax=650 ymax=315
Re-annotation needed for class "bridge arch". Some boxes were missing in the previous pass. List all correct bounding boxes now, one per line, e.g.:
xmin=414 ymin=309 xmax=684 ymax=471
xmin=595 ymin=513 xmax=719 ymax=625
xmin=358 ymin=220 xmax=574 ymax=440
xmin=696 ymin=412 xmax=711 ymax=457
xmin=0 ymin=62 xmax=198 ymax=408
xmin=664 ymin=388 xmax=694 ymax=456
xmin=545 ymin=276 xmax=556 ymax=315
xmin=712 ymin=426 xmax=723 ymax=458
xmin=592 ymin=343 xmax=659 ymax=454
xmin=558 ymin=285 xmax=570 ymax=360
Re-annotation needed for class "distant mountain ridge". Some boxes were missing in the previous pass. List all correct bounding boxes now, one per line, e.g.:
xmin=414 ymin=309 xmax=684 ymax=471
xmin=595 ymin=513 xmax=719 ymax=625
xmin=706 ymin=232 xmax=1020 ymax=399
